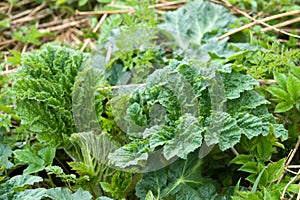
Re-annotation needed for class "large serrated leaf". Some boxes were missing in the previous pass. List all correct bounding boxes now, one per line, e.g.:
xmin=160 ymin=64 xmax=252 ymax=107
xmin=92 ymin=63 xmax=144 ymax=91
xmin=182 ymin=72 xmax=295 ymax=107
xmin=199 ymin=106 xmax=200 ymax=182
xmin=218 ymin=115 xmax=242 ymax=151
xmin=135 ymin=169 xmax=167 ymax=200
xmin=159 ymin=0 xmax=237 ymax=45
xmin=109 ymin=140 xmax=149 ymax=168
xmin=136 ymin=152 xmax=204 ymax=200
xmin=45 ymin=187 xmax=92 ymax=200
xmin=236 ymin=113 xmax=262 ymax=139
xmin=222 ymin=72 xmax=259 ymax=100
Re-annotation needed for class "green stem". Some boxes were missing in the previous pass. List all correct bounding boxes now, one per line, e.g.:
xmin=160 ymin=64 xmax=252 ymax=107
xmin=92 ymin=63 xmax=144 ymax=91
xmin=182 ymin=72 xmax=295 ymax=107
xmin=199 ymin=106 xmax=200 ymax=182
xmin=292 ymin=106 xmax=299 ymax=134
xmin=47 ymin=174 xmax=56 ymax=188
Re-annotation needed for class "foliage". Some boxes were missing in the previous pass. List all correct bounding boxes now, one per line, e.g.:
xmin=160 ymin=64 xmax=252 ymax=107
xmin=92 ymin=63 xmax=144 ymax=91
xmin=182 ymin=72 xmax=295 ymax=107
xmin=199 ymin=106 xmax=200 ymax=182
xmin=1 ymin=0 xmax=300 ymax=199
xmin=267 ymin=65 xmax=300 ymax=113
xmin=12 ymin=45 xmax=87 ymax=148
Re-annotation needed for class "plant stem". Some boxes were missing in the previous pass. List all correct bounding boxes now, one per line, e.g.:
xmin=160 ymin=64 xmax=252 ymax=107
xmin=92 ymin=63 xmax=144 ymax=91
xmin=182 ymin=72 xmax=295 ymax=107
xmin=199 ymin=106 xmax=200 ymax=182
xmin=47 ymin=174 xmax=56 ymax=188
xmin=278 ymin=106 xmax=300 ymax=183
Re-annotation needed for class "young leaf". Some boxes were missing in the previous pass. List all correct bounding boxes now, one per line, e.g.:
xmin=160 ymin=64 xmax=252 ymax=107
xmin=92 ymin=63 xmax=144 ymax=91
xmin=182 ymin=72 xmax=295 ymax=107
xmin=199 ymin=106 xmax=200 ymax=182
xmin=13 ymin=148 xmax=45 ymax=175
xmin=266 ymin=158 xmax=285 ymax=183
xmin=37 ymin=146 xmax=56 ymax=165
xmin=257 ymin=138 xmax=272 ymax=161
xmin=290 ymin=65 xmax=300 ymax=80
xmin=287 ymin=73 xmax=300 ymax=102
xmin=273 ymin=72 xmax=287 ymax=90
xmin=230 ymin=154 xmax=255 ymax=165
xmin=274 ymin=101 xmax=294 ymax=113
xmin=238 ymin=162 xmax=258 ymax=174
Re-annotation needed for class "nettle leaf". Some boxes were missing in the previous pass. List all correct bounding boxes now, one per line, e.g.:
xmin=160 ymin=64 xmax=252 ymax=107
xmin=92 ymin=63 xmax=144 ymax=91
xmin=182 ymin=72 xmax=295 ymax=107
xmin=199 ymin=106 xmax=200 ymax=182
xmin=37 ymin=146 xmax=56 ymax=165
xmin=274 ymin=101 xmax=294 ymax=113
xmin=136 ymin=152 xmax=204 ymax=200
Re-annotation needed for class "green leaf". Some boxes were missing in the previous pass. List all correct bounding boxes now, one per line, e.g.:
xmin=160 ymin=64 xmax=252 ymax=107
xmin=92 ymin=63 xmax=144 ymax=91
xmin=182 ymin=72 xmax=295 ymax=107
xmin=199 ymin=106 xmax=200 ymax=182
xmin=159 ymin=0 xmax=237 ymax=45
xmin=109 ymin=140 xmax=149 ymax=168
xmin=136 ymin=152 xmax=204 ymax=200
xmin=15 ymin=188 xmax=47 ymax=200
xmin=290 ymin=65 xmax=300 ymax=80
xmin=176 ymin=185 xmax=201 ymax=200
xmin=274 ymin=101 xmax=294 ymax=113
xmin=223 ymin=72 xmax=259 ymax=100
xmin=8 ymin=175 xmax=42 ymax=190
xmin=96 ymin=197 xmax=114 ymax=200
xmin=37 ymin=146 xmax=56 ymax=165
xmin=197 ymin=183 xmax=218 ymax=199
xmin=251 ymin=167 xmax=266 ymax=193
xmin=0 ymin=144 xmax=13 ymax=169
xmin=257 ymin=137 xmax=272 ymax=161
xmin=230 ymin=154 xmax=254 ymax=165
xmin=45 ymin=188 xmax=92 ymax=200
xmin=162 ymin=153 xmax=203 ymax=197
xmin=78 ymin=0 xmax=88 ymax=6
xmin=238 ymin=161 xmax=258 ymax=174
xmin=273 ymin=72 xmax=287 ymax=90
xmin=13 ymin=148 xmax=45 ymax=174
xmin=273 ymin=124 xmax=288 ymax=141
xmin=145 ymin=190 xmax=157 ymax=200
xmin=218 ymin=115 xmax=242 ymax=151
xmin=100 ymin=171 xmax=132 ymax=199
xmin=7 ymin=50 xmax=22 ymax=66
xmin=266 ymin=158 xmax=285 ymax=183
xmin=236 ymin=113 xmax=262 ymax=139
xmin=12 ymin=26 xmax=50 ymax=45
xmin=287 ymin=73 xmax=300 ymax=101
xmin=13 ymin=45 xmax=87 ymax=148
xmin=151 ymin=114 xmax=204 ymax=160
xmin=135 ymin=169 xmax=167 ymax=200
xmin=267 ymin=86 xmax=291 ymax=101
